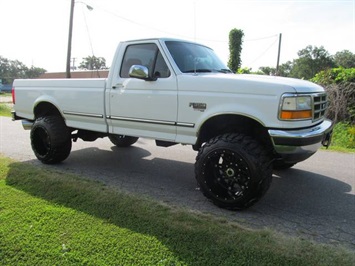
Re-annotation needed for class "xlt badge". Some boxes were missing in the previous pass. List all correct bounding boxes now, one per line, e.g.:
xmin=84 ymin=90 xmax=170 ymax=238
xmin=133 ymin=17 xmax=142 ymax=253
xmin=189 ymin=102 xmax=207 ymax=112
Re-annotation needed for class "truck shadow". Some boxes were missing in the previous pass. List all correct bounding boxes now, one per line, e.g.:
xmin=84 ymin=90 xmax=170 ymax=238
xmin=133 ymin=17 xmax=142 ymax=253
xmin=266 ymin=168 xmax=354 ymax=219
xmin=5 ymin=145 xmax=355 ymax=250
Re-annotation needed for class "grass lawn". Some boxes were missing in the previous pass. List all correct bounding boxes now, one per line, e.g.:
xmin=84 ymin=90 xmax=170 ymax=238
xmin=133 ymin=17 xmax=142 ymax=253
xmin=0 ymin=156 xmax=354 ymax=265
xmin=0 ymin=103 xmax=11 ymax=117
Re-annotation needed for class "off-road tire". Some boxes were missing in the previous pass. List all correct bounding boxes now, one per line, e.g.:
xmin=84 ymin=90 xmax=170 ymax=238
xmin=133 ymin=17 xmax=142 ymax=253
xmin=109 ymin=135 xmax=139 ymax=147
xmin=30 ymin=116 xmax=72 ymax=164
xmin=195 ymin=133 xmax=273 ymax=210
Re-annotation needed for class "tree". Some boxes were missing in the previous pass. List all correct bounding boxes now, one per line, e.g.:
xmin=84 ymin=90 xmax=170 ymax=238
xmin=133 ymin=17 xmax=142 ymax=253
xmin=228 ymin=28 xmax=244 ymax=73
xmin=79 ymin=56 xmax=107 ymax=70
xmin=290 ymin=45 xmax=335 ymax=80
xmin=259 ymin=66 xmax=276 ymax=76
xmin=334 ymin=50 xmax=355 ymax=68
xmin=26 ymin=66 xmax=47 ymax=79
xmin=0 ymin=56 xmax=46 ymax=84
xmin=258 ymin=61 xmax=293 ymax=77
xmin=278 ymin=61 xmax=293 ymax=77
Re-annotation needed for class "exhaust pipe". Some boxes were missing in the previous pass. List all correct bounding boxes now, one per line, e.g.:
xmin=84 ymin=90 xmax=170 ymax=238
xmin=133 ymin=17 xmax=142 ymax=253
xmin=22 ymin=120 xmax=34 ymax=130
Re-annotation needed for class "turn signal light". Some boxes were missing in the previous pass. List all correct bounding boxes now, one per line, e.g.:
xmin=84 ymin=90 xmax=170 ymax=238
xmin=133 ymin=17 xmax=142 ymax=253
xmin=280 ymin=110 xmax=312 ymax=120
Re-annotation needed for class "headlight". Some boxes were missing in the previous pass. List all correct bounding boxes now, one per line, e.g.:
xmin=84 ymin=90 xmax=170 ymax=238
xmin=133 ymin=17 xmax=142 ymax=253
xmin=279 ymin=94 xmax=312 ymax=120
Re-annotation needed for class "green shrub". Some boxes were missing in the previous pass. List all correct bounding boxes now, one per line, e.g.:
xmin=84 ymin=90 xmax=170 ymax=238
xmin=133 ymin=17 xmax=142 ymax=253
xmin=331 ymin=122 xmax=355 ymax=150
xmin=312 ymin=68 xmax=355 ymax=124
xmin=311 ymin=67 xmax=355 ymax=84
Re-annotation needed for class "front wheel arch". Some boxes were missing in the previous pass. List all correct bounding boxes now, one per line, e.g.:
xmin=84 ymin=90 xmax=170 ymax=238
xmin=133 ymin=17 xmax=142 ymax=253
xmin=194 ymin=114 xmax=271 ymax=151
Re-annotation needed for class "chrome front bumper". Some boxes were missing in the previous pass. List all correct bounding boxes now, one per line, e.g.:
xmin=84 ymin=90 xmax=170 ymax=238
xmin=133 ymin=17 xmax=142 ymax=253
xmin=268 ymin=119 xmax=333 ymax=164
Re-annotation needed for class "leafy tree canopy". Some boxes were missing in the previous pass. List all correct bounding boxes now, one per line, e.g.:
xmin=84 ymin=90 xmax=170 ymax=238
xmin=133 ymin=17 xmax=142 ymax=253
xmin=79 ymin=56 xmax=108 ymax=70
xmin=0 ymin=56 xmax=46 ymax=84
xmin=290 ymin=45 xmax=335 ymax=80
xmin=334 ymin=50 xmax=355 ymax=68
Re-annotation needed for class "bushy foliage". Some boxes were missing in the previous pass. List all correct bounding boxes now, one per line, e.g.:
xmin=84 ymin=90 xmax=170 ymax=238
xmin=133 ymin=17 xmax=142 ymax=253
xmin=331 ymin=122 xmax=355 ymax=150
xmin=312 ymin=67 xmax=355 ymax=84
xmin=237 ymin=67 xmax=252 ymax=74
xmin=311 ymin=68 xmax=355 ymax=124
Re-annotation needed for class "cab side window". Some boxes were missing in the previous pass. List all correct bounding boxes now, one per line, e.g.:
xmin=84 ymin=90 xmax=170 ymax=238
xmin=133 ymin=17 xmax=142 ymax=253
xmin=120 ymin=43 xmax=170 ymax=79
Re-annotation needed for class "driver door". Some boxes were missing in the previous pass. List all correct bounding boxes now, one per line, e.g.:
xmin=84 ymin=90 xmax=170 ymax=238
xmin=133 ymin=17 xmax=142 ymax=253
xmin=108 ymin=42 xmax=178 ymax=141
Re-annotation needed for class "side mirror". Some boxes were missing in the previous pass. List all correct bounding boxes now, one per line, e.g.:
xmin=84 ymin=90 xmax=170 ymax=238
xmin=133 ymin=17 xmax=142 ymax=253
xmin=129 ymin=65 xmax=157 ymax=81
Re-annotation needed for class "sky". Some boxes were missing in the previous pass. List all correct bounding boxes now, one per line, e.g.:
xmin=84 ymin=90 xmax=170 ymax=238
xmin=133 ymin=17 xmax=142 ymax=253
xmin=1 ymin=0 xmax=354 ymax=73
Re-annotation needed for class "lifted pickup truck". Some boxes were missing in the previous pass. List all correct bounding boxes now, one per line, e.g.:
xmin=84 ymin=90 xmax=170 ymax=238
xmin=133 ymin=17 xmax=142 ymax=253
xmin=12 ymin=38 xmax=333 ymax=210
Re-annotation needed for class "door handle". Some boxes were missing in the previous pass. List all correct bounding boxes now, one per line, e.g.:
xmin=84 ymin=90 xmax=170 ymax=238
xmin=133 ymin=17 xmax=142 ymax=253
xmin=112 ymin=83 xmax=124 ymax=89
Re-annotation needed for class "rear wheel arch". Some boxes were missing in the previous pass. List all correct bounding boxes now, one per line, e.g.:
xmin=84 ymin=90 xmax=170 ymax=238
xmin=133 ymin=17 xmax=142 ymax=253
xmin=34 ymin=101 xmax=63 ymax=120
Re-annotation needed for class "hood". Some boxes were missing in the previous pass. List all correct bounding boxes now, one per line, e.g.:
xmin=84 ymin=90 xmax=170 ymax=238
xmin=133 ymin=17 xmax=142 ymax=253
xmin=177 ymin=73 xmax=324 ymax=94
xmin=236 ymin=74 xmax=324 ymax=93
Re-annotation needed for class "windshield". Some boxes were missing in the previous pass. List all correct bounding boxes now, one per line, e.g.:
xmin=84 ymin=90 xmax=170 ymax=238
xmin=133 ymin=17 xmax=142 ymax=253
xmin=165 ymin=41 xmax=231 ymax=74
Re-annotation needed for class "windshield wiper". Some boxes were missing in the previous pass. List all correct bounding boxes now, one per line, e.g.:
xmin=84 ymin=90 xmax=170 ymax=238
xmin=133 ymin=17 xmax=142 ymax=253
xmin=184 ymin=69 xmax=232 ymax=74
xmin=184 ymin=69 xmax=212 ymax=73
xmin=217 ymin=69 xmax=233 ymax=73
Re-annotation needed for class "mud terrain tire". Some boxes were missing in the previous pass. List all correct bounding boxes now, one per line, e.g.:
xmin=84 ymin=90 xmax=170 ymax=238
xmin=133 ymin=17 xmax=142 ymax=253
xmin=195 ymin=133 xmax=272 ymax=210
xmin=30 ymin=116 xmax=72 ymax=164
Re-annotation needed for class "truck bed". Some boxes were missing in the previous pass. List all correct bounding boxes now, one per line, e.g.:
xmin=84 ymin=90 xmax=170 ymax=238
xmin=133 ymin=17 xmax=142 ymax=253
xmin=13 ymin=78 xmax=108 ymax=132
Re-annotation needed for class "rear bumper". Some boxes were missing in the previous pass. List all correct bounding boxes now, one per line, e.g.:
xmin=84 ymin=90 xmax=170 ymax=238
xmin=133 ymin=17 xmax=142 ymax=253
xmin=12 ymin=111 xmax=34 ymax=130
xmin=11 ymin=110 xmax=20 ymax=121
xmin=268 ymin=119 xmax=333 ymax=164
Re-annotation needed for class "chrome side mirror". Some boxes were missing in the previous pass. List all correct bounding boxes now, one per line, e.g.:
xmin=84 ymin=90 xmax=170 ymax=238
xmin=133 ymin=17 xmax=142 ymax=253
xmin=129 ymin=65 xmax=156 ymax=81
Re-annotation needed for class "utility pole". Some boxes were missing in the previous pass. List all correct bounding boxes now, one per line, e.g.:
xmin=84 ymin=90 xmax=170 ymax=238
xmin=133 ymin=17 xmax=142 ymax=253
xmin=276 ymin=33 xmax=282 ymax=76
xmin=66 ymin=0 xmax=75 ymax=78
xmin=71 ymin=58 xmax=76 ymax=71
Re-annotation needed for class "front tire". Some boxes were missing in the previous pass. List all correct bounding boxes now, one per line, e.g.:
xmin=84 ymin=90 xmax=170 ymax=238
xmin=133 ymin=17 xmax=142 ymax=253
xmin=195 ymin=133 xmax=272 ymax=210
xmin=30 ymin=116 xmax=72 ymax=164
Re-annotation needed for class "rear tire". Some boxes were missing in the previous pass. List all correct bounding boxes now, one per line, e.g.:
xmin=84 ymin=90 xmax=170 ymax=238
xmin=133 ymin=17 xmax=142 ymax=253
xmin=30 ymin=116 xmax=72 ymax=164
xmin=109 ymin=135 xmax=138 ymax=147
xmin=195 ymin=133 xmax=272 ymax=210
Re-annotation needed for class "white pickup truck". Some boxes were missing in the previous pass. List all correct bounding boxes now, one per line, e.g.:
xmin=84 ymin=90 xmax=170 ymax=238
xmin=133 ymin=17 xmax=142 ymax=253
xmin=12 ymin=38 xmax=333 ymax=210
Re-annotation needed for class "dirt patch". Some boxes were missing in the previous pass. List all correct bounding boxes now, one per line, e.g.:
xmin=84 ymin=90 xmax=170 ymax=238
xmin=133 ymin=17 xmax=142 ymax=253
xmin=0 ymin=95 xmax=12 ymax=103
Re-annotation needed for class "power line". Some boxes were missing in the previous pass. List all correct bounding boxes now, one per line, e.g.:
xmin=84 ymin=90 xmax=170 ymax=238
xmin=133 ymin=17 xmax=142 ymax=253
xmin=248 ymin=37 xmax=279 ymax=67
xmin=90 ymin=3 xmax=278 ymax=45
xmin=245 ymin=34 xmax=278 ymax=42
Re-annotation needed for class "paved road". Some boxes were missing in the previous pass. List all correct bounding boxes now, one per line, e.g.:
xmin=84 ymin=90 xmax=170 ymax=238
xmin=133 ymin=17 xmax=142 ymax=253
xmin=1 ymin=117 xmax=354 ymax=250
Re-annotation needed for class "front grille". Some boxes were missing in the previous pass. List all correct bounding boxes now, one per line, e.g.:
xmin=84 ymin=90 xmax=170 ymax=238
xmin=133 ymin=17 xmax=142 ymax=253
xmin=313 ymin=93 xmax=327 ymax=121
